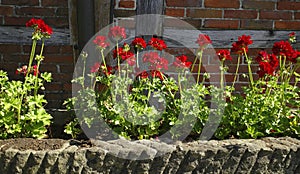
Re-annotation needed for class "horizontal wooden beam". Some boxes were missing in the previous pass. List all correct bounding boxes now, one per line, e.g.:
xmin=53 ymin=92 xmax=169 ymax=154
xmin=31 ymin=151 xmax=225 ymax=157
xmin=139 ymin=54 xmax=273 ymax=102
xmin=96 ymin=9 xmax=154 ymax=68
xmin=0 ymin=26 xmax=70 ymax=45
xmin=0 ymin=26 xmax=298 ymax=49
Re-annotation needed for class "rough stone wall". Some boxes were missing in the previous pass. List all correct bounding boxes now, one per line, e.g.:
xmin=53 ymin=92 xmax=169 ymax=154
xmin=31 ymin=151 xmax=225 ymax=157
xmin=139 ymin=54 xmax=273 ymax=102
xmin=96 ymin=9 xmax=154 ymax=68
xmin=1 ymin=137 xmax=300 ymax=173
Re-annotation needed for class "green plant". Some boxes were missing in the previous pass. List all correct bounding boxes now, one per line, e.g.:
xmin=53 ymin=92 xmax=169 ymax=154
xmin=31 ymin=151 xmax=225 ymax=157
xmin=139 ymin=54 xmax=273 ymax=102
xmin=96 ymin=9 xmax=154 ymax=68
xmin=65 ymin=26 xmax=300 ymax=141
xmin=0 ymin=18 xmax=53 ymax=139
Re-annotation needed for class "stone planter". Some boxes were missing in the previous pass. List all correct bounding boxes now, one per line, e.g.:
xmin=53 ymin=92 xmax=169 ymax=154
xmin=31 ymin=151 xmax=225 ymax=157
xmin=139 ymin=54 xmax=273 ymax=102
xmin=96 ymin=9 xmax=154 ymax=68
xmin=0 ymin=137 xmax=300 ymax=173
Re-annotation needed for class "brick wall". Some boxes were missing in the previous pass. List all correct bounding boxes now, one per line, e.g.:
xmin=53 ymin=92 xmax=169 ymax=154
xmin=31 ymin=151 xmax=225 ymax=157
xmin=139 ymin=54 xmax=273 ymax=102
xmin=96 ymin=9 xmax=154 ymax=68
xmin=115 ymin=0 xmax=300 ymax=30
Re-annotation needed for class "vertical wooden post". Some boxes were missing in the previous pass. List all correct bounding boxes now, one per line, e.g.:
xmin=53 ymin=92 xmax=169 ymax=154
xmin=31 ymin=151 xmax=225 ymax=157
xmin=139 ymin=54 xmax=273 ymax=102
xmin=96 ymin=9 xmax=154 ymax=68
xmin=136 ymin=0 xmax=164 ymax=37
xmin=94 ymin=0 xmax=112 ymax=32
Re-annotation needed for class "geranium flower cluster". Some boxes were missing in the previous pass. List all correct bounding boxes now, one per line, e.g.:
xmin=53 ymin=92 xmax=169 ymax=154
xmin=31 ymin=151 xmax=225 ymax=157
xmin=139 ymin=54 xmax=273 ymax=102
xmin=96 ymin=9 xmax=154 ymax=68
xmin=91 ymin=26 xmax=193 ymax=80
xmin=16 ymin=65 xmax=39 ymax=76
xmin=26 ymin=18 xmax=53 ymax=37
xmin=231 ymin=35 xmax=253 ymax=54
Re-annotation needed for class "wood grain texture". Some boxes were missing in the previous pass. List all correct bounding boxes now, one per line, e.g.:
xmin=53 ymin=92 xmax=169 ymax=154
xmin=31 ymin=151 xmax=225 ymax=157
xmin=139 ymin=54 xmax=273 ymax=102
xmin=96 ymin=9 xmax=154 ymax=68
xmin=136 ymin=0 xmax=164 ymax=37
xmin=1 ymin=26 xmax=299 ymax=49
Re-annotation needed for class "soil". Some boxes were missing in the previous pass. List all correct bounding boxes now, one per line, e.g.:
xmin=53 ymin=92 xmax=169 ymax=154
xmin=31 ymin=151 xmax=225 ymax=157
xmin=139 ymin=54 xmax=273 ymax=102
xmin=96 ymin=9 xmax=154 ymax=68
xmin=0 ymin=138 xmax=69 ymax=151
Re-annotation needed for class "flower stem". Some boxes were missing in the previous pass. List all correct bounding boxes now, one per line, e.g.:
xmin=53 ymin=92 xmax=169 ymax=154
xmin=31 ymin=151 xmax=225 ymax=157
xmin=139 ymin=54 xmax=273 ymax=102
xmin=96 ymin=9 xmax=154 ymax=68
xmin=26 ymin=39 xmax=37 ymax=78
xmin=197 ymin=50 xmax=203 ymax=84
xmin=220 ymin=61 xmax=224 ymax=90
xmin=34 ymin=40 xmax=45 ymax=97
xmin=243 ymin=49 xmax=254 ymax=87
xmin=116 ymin=41 xmax=121 ymax=77
xmin=231 ymin=54 xmax=241 ymax=89
xmin=17 ymin=38 xmax=37 ymax=123
xmin=136 ymin=50 xmax=139 ymax=69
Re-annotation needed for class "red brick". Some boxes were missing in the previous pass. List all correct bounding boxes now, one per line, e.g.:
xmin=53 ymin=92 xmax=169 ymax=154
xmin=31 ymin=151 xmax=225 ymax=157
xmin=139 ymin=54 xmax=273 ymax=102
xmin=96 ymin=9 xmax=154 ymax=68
xmin=39 ymin=64 xmax=57 ymax=72
xmin=278 ymin=1 xmax=300 ymax=10
xmin=184 ymin=19 xmax=202 ymax=29
xmin=294 ymin=12 xmax=300 ymax=19
xmin=204 ymin=20 xmax=239 ymax=29
xmin=0 ymin=6 xmax=13 ymax=16
xmin=243 ymin=0 xmax=275 ymax=10
xmin=52 ymin=73 xmax=73 ymax=83
xmin=2 ymin=0 xmax=39 ymax=5
xmin=205 ymin=0 xmax=240 ymax=8
xmin=59 ymin=65 xmax=75 ymax=73
xmin=224 ymin=10 xmax=258 ymax=19
xmin=43 ymin=55 xmax=73 ymax=63
xmin=166 ymin=0 xmax=202 ymax=7
xmin=260 ymin=11 xmax=292 ymax=20
xmin=60 ymin=45 xmax=74 ymax=54
xmin=275 ymin=21 xmax=300 ymax=30
xmin=23 ymin=45 xmax=61 ymax=54
xmin=164 ymin=18 xmax=202 ymax=29
xmin=187 ymin=9 xmax=222 ymax=18
xmin=44 ymin=17 xmax=69 ymax=28
xmin=44 ymin=83 xmax=63 ymax=91
xmin=42 ymin=0 xmax=68 ymax=7
xmin=166 ymin=8 xmax=185 ymax=17
xmin=4 ymin=17 xmax=31 ymax=26
xmin=56 ymin=8 xmax=69 ymax=17
xmin=241 ymin=20 xmax=273 ymax=29
xmin=119 ymin=0 xmax=135 ymax=8
xmin=16 ymin=7 xmax=56 ymax=16
xmin=0 ymin=44 xmax=22 ymax=53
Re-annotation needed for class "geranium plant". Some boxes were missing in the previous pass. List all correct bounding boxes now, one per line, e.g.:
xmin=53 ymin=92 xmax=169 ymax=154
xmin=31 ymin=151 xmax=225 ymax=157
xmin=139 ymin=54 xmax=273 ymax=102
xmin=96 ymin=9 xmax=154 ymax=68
xmin=0 ymin=18 xmax=52 ymax=139
xmin=65 ymin=25 xmax=300 ymax=140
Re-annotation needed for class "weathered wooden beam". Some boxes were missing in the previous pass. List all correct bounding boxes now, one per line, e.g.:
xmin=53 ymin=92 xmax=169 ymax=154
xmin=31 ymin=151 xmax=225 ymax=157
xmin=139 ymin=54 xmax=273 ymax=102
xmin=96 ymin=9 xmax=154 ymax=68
xmin=0 ymin=26 xmax=70 ymax=45
xmin=1 ymin=26 xmax=299 ymax=49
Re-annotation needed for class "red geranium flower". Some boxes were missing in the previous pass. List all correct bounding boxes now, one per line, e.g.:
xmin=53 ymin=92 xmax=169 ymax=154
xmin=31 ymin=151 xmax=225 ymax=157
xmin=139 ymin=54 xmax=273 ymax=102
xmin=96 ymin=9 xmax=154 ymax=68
xmin=137 ymin=71 xmax=149 ymax=79
xmin=143 ymin=52 xmax=169 ymax=70
xmin=16 ymin=65 xmax=39 ymax=76
xmin=113 ymin=43 xmax=135 ymax=61
xmin=289 ymin=32 xmax=296 ymax=43
xmin=108 ymin=26 xmax=126 ymax=40
xmin=217 ymin=50 xmax=232 ymax=61
xmin=90 ymin=62 xmax=101 ymax=73
xmin=148 ymin=38 xmax=167 ymax=51
xmin=132 ymin=37 xmax=147 ymax=50
xmin=173 ymin=55 xmax=192 ymax=68
xmin=93 ymin=36 xmax=110 ymax=49
xmin=272 ymin=41 xmax=293 ymax=57
xmin=231 ymin=35 xmax=253 ymax=54
xmin=26 ymin=18 xmax=53 ymax=36
xmin=196 ymin=34 xmax=212 ymax=48
xmin=150 ymin=70 xmax=164 ymax=80
xmin=113 ymin=48 xmax=135 ymax=60
xmin=257 ymin=62 xmax=273 ymax=78
xmin=16 ymin=65 xmax=28 ymax=76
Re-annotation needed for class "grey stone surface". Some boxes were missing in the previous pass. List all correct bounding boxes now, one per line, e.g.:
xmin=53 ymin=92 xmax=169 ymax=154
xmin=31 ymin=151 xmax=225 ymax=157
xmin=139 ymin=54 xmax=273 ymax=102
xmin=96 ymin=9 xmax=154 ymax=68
xmin=0 ymin=137 xmax=300 ymax=173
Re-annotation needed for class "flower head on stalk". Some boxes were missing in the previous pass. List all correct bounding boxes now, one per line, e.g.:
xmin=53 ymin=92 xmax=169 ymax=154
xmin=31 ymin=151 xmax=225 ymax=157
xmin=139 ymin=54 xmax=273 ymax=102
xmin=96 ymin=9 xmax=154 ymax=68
xmin=217 ymin=50 xmax=232 ymax=61
xmin=108 ymin=26 xmax=126 ymax=41
xmin=289 ymin=32 xmax=296 ymax=43
xmin=143 ymin=52 xmax=169 ymax=70
xmin=231 ymin=35 xmax=253 ymax=55
xmin=113 ymin=43 xmax=135 ymax=61
xmin=16 ymin=64 xmax=39 ymax=76
xmin=271 ymin=41 xmax=300 ymax=63
xmin=93 ymin=36 xmax=110 ymax=50
xmin=90 ymin=62 xmax=101 ymax=73
xmin=173 ymin=55 xmax=192 ymax=68
xmin=196 ymin=34 xmax=212 ymax=50
xmin=26 ymin=18 xmax=53 ymax=39
xmin=132 ymin=37 xmax=147 ymax=50
xmin=256 ymin=50 xmax=279 ymax=78
xmin=148 ymin=37 xmax=167 ymax=51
